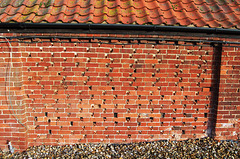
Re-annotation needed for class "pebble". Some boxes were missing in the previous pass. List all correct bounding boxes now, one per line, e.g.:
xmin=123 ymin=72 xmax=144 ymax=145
xmin=0 ymin=137 xmax=239 ymax=158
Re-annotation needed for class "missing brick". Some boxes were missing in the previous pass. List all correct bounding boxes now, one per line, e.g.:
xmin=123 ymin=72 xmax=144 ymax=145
xmin=182 ymin=130 xmax=185 ymax=134
xmin=204 ymin=113 xmax=208 ymax=118
xmin=161 ymin=113 xmax=165 ymax=118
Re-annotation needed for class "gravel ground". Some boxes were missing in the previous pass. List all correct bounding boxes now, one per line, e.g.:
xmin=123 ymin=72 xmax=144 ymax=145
xmin=0 ymin=137 xmax=239 ymax=159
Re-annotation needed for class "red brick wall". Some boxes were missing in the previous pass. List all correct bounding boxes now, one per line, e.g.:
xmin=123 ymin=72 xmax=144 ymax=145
xmin=216 ymin=46 xmax=240 ymax=140
xmin=0 ymin=39 xmax=27 ymax=151
xmin=0 ymin=33 xmax=239 ymax=152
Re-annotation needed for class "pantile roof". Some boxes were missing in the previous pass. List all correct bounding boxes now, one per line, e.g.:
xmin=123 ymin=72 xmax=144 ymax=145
xmin=0 ymin=0 xmax=240 ymax=29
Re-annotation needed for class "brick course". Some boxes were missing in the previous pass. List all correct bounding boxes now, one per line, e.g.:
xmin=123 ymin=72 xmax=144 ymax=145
xmin=0 ymin=33 xmax=239 ymax=152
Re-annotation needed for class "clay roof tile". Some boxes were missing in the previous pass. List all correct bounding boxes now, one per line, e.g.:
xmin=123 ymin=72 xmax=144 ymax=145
xmin=0 ymin=0 xmax=240 ymax=29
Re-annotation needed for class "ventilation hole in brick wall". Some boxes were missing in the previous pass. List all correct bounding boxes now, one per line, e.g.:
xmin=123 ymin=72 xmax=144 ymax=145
xmin=161 ymin=113 xmax=165 ymax=118
xmin=49 ymin=130 xmax=52 ymax=134
xmin=80 ymin=117 xmax=83 ymax=121
xmin=70 ymin=121 xmax=73 ymax=126
xmin=182 ymin=130 xmax=185 ymax=134
xmin=89 ymin=86 xmax=92 ymax=90
xmin=45 ymin=112 xmax=48 ymax=117
xmin=34 ymin=117 xmax=38 ymax=121
xmin=204 ymin=113 xmax=208 ymax=118
xmin=150 ymin=108 xmax=154 ymax=113
xmin=112 ymin=87 xmax=115 ymax=90
xmin=150 ymin=117 xmax=154 ymax=121
xmin=173 ymin=108 xmax=177 ymax=113
xmin=103 ymin=117 xmax=106 ymax=121
xmin=173 ymin=117 xmax=176 ymax=121
xmin=183 ymin=104 xmax=187 ymax=108
xmin=126 ymin=117 xmax=130 ymax=121
xmin=114 ymin=121 xmax=118 ymax=125
xmin=48 ymin=119 xmax=51 ymax=123
xmin=182 ymin=122 xmax=185 ymax=125
xmin=57 ymin=117 xmax=60 ymax=120
xmin=138 ymin=122 xmax=141 ymax=126
xmin=196 ymin=108 xmax=199 ymax=113
xmin=93 ymin=122 xmax=96 ymax=125
xmin=103 ymin=108 xmax=106 ymax=113
xmin=194 ymin=117 xmax=198 ymax=121
xmin=114 ymin=113 xmax=118 ymax=118
xmin=128 ymin=134 xmax=131 ymax=138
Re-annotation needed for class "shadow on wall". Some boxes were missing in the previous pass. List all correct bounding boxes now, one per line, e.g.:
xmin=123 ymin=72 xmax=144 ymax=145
xmin=207 ymin=43 xmax=222 ymax=138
